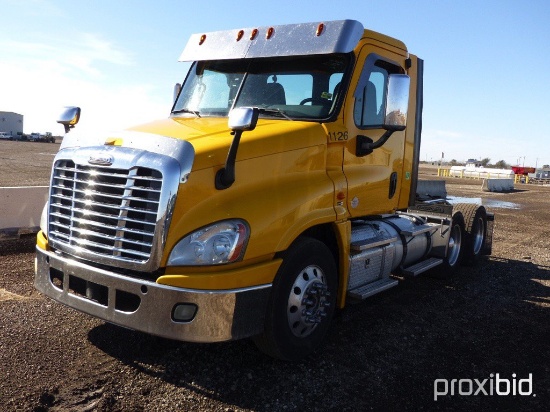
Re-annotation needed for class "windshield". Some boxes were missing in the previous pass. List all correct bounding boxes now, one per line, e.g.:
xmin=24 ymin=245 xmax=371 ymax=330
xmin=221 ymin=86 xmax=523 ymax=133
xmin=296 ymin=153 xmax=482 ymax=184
xmin=172 ymin=54 xmax=351 ymax=121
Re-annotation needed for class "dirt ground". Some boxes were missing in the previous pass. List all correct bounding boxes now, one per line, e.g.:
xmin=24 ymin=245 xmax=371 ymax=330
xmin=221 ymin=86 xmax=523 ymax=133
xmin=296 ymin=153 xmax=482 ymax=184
xmin=0 ymin=140 xmax=59 ymax=187
xmin=0 ymin=140 xmax=548 ymax=410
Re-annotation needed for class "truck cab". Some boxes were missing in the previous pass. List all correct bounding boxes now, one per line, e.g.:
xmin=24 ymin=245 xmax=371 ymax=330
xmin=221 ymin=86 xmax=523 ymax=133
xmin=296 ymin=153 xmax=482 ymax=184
xmin=35 ymin=20 xmax=492 ymax=360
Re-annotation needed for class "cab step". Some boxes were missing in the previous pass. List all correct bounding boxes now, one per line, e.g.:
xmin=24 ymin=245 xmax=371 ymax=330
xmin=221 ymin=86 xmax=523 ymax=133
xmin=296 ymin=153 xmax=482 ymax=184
xmin=348 ymin=278 xmax=399 ymax=300
xmin=401 ymin=257 xmax=443 ymax=277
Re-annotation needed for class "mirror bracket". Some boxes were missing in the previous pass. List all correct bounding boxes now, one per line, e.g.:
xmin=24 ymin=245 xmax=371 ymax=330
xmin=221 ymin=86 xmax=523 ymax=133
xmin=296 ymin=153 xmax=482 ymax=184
xmin=215 ymin=130 xmax=243 ymax=190
xmin=356 ymin=131 xmax=394 ymax=157
xmin=215 ymin=107 xmax=259 ymax=190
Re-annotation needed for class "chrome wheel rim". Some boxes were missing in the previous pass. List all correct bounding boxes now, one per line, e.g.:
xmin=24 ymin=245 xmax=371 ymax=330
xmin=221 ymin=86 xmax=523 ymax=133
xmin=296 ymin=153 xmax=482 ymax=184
xmin=287 ymin=265 xmax=331 ymax=338
xmin=447 ymin=223 xmax=462 ymax=267
xmin=472 ymin=217 xmax=485 ymax=255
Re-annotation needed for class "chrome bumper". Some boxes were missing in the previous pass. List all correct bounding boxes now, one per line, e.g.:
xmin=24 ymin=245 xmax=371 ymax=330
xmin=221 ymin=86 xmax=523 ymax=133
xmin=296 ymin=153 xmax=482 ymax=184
xmin=35 ymin=248 xmax=271 ymax=342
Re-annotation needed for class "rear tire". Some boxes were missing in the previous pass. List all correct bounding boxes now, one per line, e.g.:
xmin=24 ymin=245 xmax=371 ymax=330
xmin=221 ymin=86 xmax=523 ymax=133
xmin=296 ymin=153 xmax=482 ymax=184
xmin=458 ymin=204 xmax=487 ymax=265
xmin=441 ymin=211 xmax=465 ymax=272
xmin=253 ymin=237 xmax=337 ymax=361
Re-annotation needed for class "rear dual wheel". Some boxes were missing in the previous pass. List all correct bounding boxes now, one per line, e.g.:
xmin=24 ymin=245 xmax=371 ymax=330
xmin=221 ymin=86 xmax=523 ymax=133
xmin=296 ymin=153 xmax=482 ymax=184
xmin=453 ymin=203 xmax=488 ymax=265
xmin=442 ymin=211 xmax=465 ymax=271
xmin=254 ymin=237 xmax=337 ymax=361
xmin=437 ymin=204 xmax=488 ymax=277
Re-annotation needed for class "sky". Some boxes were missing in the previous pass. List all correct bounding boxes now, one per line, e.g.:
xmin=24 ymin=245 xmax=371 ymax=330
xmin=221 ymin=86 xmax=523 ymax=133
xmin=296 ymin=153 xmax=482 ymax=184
xmin=1 ymin=0 xmax=549 ymax=168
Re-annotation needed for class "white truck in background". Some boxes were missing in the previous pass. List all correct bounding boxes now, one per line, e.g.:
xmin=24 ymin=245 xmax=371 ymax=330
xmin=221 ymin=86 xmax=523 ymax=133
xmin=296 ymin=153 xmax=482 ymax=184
xmin=28 ymin=132 xmax=56 ymax=143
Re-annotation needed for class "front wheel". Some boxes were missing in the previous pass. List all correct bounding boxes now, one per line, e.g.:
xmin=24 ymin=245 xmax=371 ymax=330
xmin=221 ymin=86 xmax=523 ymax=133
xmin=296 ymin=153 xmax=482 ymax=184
xmin=253 ymin=237 xmax=337 ymax=361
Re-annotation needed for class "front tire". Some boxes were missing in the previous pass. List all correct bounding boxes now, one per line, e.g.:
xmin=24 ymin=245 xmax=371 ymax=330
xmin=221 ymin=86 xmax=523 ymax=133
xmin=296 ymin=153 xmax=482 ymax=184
xmin=254 ymin=237 xmax=337 ymax=361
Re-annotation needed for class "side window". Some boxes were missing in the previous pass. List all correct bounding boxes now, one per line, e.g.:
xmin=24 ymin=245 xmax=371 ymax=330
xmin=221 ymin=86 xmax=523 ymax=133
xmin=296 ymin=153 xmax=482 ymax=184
xmin=354 ymin=60 xmax=400 ymax=128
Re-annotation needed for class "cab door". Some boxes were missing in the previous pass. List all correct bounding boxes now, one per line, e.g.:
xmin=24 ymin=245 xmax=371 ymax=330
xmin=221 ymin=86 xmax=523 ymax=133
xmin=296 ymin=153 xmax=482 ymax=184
xmin=343 ymin=46 xmax=409 ymax=217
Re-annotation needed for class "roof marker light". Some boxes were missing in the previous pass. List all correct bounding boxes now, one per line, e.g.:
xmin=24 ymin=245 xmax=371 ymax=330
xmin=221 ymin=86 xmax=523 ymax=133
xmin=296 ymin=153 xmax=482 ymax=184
xmin=250 ymin=29 xmax=258 ymax=40
xmin=236 ymin=30 xmax=244 ymax=41
xmin=316 ymin=23 xmax=325 ymax=36
xmin=266 ymin=27 xmax=275 ymax=39
xmin=199 ymin=34 xmax=206 ymax=45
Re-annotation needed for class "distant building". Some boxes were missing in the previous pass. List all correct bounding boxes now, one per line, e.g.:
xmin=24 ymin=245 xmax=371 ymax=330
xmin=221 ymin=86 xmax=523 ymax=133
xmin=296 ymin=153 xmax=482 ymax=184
xmin=466 ymin=158 xmax=481 ymax=168
xmin=0 ymin=111 xmax=24 ymax=137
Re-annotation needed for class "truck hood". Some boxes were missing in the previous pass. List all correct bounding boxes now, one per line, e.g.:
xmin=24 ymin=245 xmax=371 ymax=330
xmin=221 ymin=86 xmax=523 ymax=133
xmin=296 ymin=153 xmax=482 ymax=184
xmin=127 ymin=117 xmax=327 ymax=171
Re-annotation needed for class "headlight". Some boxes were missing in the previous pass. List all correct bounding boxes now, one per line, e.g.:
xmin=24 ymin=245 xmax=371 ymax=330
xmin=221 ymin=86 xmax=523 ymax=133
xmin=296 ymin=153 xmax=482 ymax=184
xmin=167 ymin=219 xmax=249 ymax=266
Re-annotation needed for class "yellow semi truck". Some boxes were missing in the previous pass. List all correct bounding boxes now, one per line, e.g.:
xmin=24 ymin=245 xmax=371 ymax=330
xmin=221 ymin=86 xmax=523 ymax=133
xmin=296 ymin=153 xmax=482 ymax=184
xmin=35 ymin=20 xmax=493 ymax=360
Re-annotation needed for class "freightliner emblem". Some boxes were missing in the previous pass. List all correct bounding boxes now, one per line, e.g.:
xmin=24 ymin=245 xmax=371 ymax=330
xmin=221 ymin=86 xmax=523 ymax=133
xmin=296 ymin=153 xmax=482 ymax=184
xmin=88 ymin=153 xmax=114 ymax=166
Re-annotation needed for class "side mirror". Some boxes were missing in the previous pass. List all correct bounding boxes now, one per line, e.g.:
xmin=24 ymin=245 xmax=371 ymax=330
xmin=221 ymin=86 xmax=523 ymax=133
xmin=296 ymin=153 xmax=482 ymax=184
xmin=228 ymin=107 xmax=259 ymax=131
xmin=383 ymin=74 xmax=410 ymax=131
xmin=57 ymin=106 xmax=81 ymax=133
xmin=356 ymin=74 xmax=410 ymax=157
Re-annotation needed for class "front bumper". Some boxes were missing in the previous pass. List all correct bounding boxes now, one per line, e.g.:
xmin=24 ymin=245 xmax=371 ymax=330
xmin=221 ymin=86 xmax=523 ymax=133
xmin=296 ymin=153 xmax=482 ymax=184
xmin=35 ymin=247 xmax=271 ymax=342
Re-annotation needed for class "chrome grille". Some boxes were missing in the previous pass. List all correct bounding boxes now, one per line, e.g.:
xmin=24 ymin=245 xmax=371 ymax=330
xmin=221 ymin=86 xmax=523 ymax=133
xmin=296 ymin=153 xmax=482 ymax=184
xmin=48 ymin=160 xmax=163 ymax=264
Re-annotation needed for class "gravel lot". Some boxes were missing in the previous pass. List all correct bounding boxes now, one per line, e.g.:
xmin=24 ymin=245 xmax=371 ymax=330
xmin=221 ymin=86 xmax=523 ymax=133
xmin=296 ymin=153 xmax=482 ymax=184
xmin=0 ymin=140 xmax=59 ymax=187
xmin=0 ymin=140 xmax=548 ymax=411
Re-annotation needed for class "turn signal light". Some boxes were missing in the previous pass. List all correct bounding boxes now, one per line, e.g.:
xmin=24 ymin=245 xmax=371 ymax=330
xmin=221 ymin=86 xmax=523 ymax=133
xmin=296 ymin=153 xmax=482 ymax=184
xmin=316 ymin=23 xmax=325 ymax=36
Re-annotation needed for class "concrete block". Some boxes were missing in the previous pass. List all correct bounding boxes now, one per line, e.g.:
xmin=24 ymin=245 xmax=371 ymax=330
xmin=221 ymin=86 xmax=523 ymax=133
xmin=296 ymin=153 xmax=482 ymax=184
xmin=417 ymin=180 xmax=447 ymax=199
xmin=0 ymin=186 xmax=48 ymax=238
xmin=481 ymin=178 xmax=514 ymax=192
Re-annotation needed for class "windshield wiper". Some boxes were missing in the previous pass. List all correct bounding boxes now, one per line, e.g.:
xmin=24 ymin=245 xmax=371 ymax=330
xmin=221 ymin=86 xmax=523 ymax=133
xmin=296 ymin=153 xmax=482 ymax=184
xmin=172 ymin=108 xmax=201 ymax=118
xmin=258 ymin=108 xmax=292 ymax=121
